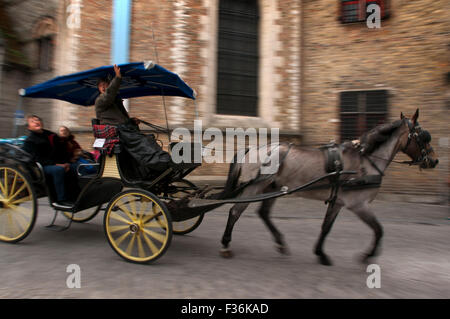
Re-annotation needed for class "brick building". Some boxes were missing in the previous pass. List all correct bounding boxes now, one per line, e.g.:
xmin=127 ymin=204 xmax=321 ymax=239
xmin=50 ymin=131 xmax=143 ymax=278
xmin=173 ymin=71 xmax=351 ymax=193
xmin=2 ymin=0 xmax=449 ymax=200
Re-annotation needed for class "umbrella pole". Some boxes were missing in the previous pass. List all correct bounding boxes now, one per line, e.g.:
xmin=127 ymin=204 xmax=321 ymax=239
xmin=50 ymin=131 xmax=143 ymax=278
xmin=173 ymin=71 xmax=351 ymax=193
xmin=151 ymin=24 xmax=171 ymax=143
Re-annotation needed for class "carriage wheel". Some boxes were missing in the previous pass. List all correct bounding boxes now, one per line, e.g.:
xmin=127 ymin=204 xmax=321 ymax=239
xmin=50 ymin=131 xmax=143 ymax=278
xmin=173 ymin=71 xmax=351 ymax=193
xmin=104 ymin=189 xmax=172 ymax=264
xmin=166 ymin=179 xmax=204 ymax=235
xmin=0 ymin=165 xmax=37 ymax=243
xmin=63 ymin=204 xmax=102 ymax=223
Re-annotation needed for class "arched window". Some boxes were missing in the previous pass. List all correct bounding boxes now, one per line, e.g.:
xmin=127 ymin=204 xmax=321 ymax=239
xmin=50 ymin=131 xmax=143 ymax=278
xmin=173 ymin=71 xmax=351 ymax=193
xmin=33 ymin=17 xmax=57 ymax=71
xmin=216 ymin=0 xmax=259 ymax=116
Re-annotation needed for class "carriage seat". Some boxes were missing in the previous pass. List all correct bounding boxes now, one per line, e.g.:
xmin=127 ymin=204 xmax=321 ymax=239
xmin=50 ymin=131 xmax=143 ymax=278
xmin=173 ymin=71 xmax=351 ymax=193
xmin=92 ymin=119 xmax=121 ymax=155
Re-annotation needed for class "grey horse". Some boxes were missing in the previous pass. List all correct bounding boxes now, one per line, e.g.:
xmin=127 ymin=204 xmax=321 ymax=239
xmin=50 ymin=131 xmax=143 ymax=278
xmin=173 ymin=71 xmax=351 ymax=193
xmin=219 ymin=109 xmax=439 ymax=265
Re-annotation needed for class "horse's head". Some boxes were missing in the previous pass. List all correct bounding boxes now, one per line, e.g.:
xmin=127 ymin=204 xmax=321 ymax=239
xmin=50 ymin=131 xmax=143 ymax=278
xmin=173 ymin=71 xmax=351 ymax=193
xmin=399 ymin=109 xmax=439 ymax=169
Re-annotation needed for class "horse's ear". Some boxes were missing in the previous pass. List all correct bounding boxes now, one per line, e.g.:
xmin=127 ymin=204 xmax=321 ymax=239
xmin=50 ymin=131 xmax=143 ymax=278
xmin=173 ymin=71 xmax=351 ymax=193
xmin=412 ymin=108 xmax=419 ymax=124
xmin=400 ymin=112 xmax=405 ymax=119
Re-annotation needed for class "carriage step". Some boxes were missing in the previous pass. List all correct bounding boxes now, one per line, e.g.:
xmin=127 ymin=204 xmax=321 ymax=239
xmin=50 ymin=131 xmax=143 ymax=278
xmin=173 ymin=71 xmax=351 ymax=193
xmin=45 ymin=210 xmax=73 ymax=232
xmin=45 ymin=223 xmax=72 ymax=232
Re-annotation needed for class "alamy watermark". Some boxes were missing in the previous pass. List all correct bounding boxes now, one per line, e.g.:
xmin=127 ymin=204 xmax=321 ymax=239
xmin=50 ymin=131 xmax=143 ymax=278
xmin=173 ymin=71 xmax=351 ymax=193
xmin=367 ymin=4 xmax=381 ymax=29
xmin=171 ymin=120 xmax=280 ymax=175
xmin=66 ymin=264 xmax=81 ymax=289
xmin=366 ymin=264 xmax=381 ymax=289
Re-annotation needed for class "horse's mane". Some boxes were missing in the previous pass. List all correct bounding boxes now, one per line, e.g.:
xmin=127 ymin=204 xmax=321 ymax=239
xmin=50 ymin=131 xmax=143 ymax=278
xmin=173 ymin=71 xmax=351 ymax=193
xmin=358 ymin=119 xmax=403 ymax=154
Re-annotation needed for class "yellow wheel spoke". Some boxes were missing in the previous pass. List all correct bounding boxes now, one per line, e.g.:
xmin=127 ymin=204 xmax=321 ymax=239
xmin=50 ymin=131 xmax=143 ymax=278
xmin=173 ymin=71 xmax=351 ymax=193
xmin=108 ymin=225 xmax=130 ymax=233
xmin=7 ymin=213 xmax=20 ymax=236
xmin=110 ymin=211 xmax=132 ymax=225
xmin=144 ymin=219 xmax=167 ymax=230
xmin=128 ymin=198 xmax=137 ymax=219
xmin=4 ymin=169 xmax=9 ymax=198
xmin=126 ymin=234 xmax=136 ymax=255
xmin=10 ymin=172 xmax=18 ymax=199
xmin=116 ymin=201 xmax=136 ymax=222
xmin=9 ymin=204 xmax=32 ymax=217
xmin=142 ymin=232 xmax=158 ymax=255
xmin=8 ymin=183 xmax=27 ymax=203
xmin=0 ymin=172 xmax=7 ymax=196
xmin=10 ymin=195 xmax=31 ymax=205
xmin=137 ymin=234 xmax=145 ymax=258
xmin=143 ymin=228 xmax=166 ymax=243
xmin=10 ymin=210 xmax=28 ymax=232
xmin=114 ymin=231 xmax=131 ymax=246
xmin=141 ymin=204 xmax=161 ymax=224
xmin=138 ymin=200 xmax=148 ymax=223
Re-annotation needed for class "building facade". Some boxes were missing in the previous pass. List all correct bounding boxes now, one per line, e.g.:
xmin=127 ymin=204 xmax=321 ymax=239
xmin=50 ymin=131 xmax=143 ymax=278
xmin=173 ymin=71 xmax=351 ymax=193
xmin=2 ymin=0 xmax=449 ymax=200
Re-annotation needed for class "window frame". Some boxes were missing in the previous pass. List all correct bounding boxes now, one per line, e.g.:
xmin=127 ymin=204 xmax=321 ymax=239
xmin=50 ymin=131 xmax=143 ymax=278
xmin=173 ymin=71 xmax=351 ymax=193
xmin=37 ymin=36 xmax=54 ymax=71
xmin=216 ymin=0 xmax=260 ymax=117
xmin=339 ymin=0 xmax=390 ymax=24
xmin=339 ymin=89 xmax=389 ymax=142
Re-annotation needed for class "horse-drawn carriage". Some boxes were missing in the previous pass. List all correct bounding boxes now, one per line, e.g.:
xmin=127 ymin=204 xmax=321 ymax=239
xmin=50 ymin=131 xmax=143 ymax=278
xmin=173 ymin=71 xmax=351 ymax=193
xmin=0 ymin=61 xmax=212 ymax=263
xmin=0 ymin=61 xmax=439 ymax=266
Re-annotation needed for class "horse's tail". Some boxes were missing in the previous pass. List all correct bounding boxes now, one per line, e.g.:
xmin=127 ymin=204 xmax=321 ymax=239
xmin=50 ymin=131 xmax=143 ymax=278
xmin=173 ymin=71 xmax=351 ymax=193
xmin=219 ymin=152 xmax=243 ymax=199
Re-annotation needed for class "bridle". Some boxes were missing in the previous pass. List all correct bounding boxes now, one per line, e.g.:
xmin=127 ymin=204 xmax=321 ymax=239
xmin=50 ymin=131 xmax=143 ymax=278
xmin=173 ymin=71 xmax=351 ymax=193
xmin=402 ymin=119 xmax=433 ymax=167
xmin=362 ymin=118 xmax=434 ymax=174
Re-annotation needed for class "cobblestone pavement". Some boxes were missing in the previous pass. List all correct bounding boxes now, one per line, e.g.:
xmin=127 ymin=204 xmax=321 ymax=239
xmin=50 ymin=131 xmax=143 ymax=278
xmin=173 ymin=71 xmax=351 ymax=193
xmin=0 ymin=196 xmax=448 ymax=299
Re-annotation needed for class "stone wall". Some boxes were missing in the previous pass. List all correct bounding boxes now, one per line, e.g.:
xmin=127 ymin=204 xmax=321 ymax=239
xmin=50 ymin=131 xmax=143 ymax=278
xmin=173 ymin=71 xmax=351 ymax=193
xmin=24 ymin=0 xmax=448 ymax=199
xmin=301 ymin=0 xmax=449 ymax=196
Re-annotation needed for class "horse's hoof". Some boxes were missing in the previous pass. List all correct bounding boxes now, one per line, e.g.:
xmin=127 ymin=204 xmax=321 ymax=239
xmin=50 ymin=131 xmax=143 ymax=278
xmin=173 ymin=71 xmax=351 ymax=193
xmin=276 ymin=244 xmax=290 ymax=256
xmin=220 ymin=249 xmax=234 ymax=259
xmin=318 ymin=254 xmax=333 ymax=266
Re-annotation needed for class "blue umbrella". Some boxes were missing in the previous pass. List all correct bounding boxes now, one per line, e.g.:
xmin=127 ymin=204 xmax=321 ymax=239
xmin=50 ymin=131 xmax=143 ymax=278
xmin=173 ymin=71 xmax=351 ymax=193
xmin=19 ymin=61 xmax=196 ymax=106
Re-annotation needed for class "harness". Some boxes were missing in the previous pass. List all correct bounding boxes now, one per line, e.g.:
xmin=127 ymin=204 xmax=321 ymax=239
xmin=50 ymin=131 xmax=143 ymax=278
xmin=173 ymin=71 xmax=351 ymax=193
xmin=365 ymin=119 xmax=433 ymax=168
xmin=320 ymin=142 xmax=383 ymax=207
xmin=320 ymin=143 xmax=344 ymax=206
xmin=403 ymin=120 xmax=433 ymax=166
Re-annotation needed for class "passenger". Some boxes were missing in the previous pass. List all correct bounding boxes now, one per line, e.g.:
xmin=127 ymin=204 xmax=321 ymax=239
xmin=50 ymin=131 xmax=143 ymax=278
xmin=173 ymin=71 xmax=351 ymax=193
xmin=22 ymin=115 xmax=79 ymax=206
xmin=58 ymin=126 xmax=97 ymax=175
xmin=94 ymin=64 xmax=171 ymax=175
xmin=58 ymin=126 xmax=82 ymax=163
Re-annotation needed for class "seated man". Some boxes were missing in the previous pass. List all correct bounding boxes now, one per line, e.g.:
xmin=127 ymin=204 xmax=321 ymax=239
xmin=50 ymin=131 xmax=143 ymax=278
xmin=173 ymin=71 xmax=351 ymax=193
xmin=22 ymin=115 xmax=79 ymax=205
xmin=95 ymin=64 xmax=171 ymax=175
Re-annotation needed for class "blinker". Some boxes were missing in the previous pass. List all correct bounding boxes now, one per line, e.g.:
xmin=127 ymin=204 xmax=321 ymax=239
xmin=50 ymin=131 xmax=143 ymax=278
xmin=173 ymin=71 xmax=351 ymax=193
xmin=418 ymin=130 xmax=431 ymax=143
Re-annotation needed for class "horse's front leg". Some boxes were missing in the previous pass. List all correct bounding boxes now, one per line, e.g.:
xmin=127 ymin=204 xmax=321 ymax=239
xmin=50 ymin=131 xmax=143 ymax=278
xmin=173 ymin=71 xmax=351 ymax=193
xmin=220 ymin=202 xmax=249 ymax=258
xmin=348 ymin=203 xmax=384 ymax=263
xmin=314 ymin=202 xmax=343 ymax=266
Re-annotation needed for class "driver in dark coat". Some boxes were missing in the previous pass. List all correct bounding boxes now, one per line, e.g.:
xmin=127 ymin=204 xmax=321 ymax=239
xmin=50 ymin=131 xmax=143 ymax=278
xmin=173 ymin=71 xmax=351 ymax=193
xmin=94 ymin=64 xmax=171 ymax=174
xmin=95 ymin=64 xmax=135 ymax=125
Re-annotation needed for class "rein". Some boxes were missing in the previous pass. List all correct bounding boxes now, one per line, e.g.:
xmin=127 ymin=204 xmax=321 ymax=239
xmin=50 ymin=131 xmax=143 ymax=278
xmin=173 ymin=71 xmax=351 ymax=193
xmin=364 ymin=119 xmax=432 ymax=169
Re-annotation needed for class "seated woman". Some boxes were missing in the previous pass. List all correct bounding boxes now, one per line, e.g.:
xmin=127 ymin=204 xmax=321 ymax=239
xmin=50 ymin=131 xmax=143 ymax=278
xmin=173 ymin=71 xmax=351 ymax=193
xmin=58 ymin=126 xmax=97 ymax=175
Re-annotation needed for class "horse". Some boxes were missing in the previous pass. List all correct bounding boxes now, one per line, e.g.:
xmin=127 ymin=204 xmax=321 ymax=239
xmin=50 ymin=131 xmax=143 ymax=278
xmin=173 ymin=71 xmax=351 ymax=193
xmin=219 ymin=109 xmax=439 ymax=265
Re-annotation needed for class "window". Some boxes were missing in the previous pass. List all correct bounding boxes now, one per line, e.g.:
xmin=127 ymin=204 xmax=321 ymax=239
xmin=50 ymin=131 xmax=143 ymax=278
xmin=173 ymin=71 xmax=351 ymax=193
xmin=216 ymin=0 xmax=259 ymax=116
xmin=33 ymin=17 xmax=56 ymax=71
xmin=37 ymin=36 xmax=53 ymax=71
xmin=340 ymin=0 xmax=390 ymax=24
xmin=340 ymin=90 xmax=388 ymax=141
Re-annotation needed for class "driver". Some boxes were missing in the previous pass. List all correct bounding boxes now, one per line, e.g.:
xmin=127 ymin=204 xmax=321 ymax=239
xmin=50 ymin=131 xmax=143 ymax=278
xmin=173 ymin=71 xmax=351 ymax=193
xmin=94 ymin=65 xmax=171 ymax=175
xmin=95 ymin=64 xmax=140 ymax=126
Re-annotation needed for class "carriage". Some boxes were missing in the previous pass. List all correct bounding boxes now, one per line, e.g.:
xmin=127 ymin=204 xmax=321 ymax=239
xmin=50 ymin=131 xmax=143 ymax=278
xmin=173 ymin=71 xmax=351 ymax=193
xmin=0 ymin=61 xmax=438 ymax=266
xmin=0 ymin=61 xmax=216 ymax=264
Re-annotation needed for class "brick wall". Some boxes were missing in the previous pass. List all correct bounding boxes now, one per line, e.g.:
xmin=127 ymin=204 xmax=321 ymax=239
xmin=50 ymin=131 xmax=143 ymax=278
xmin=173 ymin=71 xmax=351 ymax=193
xmin=301 ymin=0 xmax=449 ymax=196
xmin=65 ymin=0 xmax=449 ymax=198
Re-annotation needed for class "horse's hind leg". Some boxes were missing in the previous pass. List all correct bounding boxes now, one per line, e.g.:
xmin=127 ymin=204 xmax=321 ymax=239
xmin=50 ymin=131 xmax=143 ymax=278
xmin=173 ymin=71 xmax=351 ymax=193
xmin=220 ymin=202 xmax=250 ymax=258
xmin=348 ymin=203 xmax=383 ymax=263
xmin=257 ymin=198 xmax=289 ymax=255
xmin=314 ymin=203 xmax=343 ymax=266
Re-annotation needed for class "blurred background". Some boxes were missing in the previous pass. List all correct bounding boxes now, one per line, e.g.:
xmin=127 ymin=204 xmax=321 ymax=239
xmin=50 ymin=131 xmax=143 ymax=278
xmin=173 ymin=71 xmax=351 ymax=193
xmin=0 ymin=0 xmax=448 ymax=203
